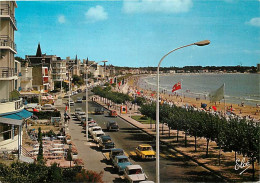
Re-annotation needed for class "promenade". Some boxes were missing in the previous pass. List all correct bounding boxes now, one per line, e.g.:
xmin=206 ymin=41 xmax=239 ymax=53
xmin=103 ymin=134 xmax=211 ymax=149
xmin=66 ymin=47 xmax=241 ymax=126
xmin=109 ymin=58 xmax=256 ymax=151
xmin=93 ymin=95 xmax=259 ymax=182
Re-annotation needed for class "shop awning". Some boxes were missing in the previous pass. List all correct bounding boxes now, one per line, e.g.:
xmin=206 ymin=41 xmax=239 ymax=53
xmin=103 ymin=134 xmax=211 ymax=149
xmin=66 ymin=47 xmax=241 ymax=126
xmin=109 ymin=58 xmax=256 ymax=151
xmin=0 ymin=117 xmax=22 ymax=126
xmin=2 ymin=113 xmax=23 ymax=120
xmin=1 ymin=109 xmax=33 ymax=120
xmin=16 ymin=109 xmax=33 ymax=119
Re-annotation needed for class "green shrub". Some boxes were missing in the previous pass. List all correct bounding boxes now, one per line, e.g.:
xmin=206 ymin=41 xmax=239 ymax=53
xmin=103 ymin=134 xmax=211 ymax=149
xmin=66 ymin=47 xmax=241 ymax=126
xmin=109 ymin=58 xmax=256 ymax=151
xmin=33 ymin=111 xmax=61 ymax=119
xmin=0 ymin=162 xmax=101 ymax=183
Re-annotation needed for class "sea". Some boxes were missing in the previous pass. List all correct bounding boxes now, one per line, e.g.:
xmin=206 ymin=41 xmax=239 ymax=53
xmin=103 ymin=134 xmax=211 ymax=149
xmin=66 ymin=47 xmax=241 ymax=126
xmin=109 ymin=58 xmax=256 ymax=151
xmin=138 ymin=73 xmax=260 ymax=106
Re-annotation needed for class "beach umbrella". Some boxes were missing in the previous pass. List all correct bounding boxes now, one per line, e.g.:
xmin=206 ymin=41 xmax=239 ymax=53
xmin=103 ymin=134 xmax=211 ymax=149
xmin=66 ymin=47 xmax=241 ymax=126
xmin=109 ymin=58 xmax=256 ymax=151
xmin=201 ymin=103 xmax=207 ymax=108
xmin=212 ymin=106 xmax=217 ymax=111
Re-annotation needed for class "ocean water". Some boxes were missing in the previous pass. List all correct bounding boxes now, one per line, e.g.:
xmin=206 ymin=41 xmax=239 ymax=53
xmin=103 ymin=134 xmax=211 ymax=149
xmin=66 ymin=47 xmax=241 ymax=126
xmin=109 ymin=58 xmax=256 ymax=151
xmin=138 ymin=73 xmax=260 ymax=106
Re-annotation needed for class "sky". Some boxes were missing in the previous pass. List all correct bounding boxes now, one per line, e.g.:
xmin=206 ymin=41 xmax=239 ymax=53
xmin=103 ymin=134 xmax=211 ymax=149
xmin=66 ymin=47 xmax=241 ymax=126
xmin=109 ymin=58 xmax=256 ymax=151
xmin=15 ymin=0 xmax=260 ymax=67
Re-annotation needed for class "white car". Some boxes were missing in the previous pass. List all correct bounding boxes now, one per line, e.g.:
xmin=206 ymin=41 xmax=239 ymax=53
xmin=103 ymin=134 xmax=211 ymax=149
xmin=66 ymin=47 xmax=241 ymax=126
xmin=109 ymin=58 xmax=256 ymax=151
xmin=89 ymin=126 xmax=102 ymax=136
xmin=76 ymin=111 xmax=86 ymax=120
xmin=124 ymin=165 xmax=147 ymax=183
xmin=74 ymin=108 xmax=82 ymax=116
xmin=92 ymin=131 xmax=105 ymax=143
xmin=41 ymin=104 xmax=56 ymax=111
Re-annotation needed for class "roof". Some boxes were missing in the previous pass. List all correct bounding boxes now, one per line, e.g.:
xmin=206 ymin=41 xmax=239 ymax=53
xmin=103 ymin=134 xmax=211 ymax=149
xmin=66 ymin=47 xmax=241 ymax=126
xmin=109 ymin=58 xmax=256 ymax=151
xmin=1 ymin=109 xmax=33 ymax=121
xmin=115 ymin=155 xmax=128 ymax=159
xmin=101 ymin=135 xmax=111 ymax=139
xmin=111 ymin=148 xmax=124 ymax=152
xmin=139 ymin=144 xmax=152 ymax=147
xmin=0 ymin=117 xmax=22 ymax=126
xmin=94 ymin=131 xmax=104 ymax=134
xmin=127 ymin=165 xmax=142 ymax=170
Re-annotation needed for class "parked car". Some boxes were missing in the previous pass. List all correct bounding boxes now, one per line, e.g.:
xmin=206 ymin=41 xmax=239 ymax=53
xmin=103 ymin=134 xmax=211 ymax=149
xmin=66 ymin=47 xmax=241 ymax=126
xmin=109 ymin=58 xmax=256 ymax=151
xmin=71 ymin=91 xmax=78 ymax=95
xmin=129 ymin=144 xmax=156 ymax=160
xmin=109 ymin=110 xmax=118 ymax=117
xmin=24 ymin=103 xmax=40 ymax=109
xmin=67 ymin=99 xmax=75 ymax=106
xmin=41 ymin=104 xmax=56 ymax=111
xmin=77 ymin=89 xmax=82 ymax=93
xmin=92 ymin=131 xmax=105 ymax=143
xmin=63 ymin=94 xmax=70 ymax=98
xmin=76 ymin=97 xmax=82 ymax=103
xmin=76 ymin=111 xmax=86 ymax=121
xmin=82 ymin=95 xmax=86 ymax=100
xmin=106 ymin=121 xmax=119 ymax=131
xmin=123 ymin=165 xmax=147 ymax=183
xmin=89 ymin=126 xmax=103 ymax=136
xmin=74 ymin=108 xmax=82 ymax=116
xmin=109 ymin=148 xmax=125 ymax=164
xmin=95 ymin=107 xmax=104 ymax=115
xmin=82 ymin=117 xmax=96 ymax=127
xmin=98 ymin=135 xmax=115 ymax=151
xmin=113 ymin=155 xmax=132 ymax=173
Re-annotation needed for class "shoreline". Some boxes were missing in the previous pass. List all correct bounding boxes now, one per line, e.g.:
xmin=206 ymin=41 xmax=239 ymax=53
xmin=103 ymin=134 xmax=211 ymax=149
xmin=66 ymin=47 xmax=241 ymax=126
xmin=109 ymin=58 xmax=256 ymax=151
xmin=126 ymin=75 xmax=260 ymax=121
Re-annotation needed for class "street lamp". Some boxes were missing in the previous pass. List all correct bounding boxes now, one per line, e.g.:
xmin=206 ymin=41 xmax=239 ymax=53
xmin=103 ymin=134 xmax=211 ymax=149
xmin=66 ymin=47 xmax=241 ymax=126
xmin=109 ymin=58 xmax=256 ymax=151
xmin=156 ymin=40 xmax=210 ymax=183
xmin=85 ymin=60 xmax=108 ymax=141
xmin=68 ymin=65 xmax=77 ymax=114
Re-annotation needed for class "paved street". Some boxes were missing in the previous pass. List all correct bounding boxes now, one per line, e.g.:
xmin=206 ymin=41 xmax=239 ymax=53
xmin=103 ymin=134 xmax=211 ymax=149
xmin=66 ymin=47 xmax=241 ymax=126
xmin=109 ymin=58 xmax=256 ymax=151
xmin=59 ymin=92 xmax=224 ymax=183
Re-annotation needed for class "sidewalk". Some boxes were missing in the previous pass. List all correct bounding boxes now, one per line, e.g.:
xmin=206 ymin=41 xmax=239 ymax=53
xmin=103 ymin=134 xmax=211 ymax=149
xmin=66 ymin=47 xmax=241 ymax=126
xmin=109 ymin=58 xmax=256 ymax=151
xmin=93 ymin=96 xmax=258 ymax=182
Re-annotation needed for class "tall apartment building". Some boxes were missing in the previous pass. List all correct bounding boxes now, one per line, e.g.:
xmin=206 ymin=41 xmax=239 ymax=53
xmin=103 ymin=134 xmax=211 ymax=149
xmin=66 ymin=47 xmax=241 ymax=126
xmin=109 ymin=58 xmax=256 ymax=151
xmin=0 ymin=1 xmax=32 ymax=155
xmin=51 ymin=58 xmax=67 ymax=82
xmin=0 ymin=1 xmax=18 ymax=101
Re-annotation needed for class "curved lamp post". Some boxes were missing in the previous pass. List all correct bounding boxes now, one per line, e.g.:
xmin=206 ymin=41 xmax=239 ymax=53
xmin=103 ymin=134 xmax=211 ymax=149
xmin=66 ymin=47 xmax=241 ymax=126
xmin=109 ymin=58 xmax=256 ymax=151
xmin=68 ymin=65 xmax=78 ymax=114
xmin=85 ymin=60 xmax=108 ymax=141
xmin=156 ymin=40 xmax=210 ymax=183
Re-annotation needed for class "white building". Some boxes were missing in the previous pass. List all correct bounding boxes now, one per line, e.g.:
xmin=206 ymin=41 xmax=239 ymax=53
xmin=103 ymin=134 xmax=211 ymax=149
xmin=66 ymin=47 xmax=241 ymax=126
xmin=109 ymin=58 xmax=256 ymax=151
xmin=20 ymin=62 xmax=33 ymax=92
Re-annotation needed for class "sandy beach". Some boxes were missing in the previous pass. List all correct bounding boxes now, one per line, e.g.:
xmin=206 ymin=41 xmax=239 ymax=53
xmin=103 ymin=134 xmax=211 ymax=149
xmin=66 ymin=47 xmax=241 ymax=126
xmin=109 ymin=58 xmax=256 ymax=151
xmin=125 ymin=75 xmax=260 ymax=121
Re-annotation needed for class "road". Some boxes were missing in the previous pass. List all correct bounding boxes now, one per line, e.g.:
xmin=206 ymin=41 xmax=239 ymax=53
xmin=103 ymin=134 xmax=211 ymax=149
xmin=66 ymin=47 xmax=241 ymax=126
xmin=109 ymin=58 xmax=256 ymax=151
xmin=62 ymin=92 xmax=224 ymax=183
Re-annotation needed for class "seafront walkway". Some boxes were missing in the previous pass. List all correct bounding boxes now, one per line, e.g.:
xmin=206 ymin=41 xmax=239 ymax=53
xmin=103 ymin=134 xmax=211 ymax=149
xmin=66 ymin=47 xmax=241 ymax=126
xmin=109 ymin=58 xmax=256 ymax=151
xmin=93 ymin=95 xmax=258 ymax=182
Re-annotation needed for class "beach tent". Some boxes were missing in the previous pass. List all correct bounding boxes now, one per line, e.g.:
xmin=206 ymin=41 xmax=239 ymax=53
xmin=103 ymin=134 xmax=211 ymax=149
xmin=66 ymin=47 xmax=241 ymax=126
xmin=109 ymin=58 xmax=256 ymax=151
xmin=212 ymin=106 xmax=217 ymax=111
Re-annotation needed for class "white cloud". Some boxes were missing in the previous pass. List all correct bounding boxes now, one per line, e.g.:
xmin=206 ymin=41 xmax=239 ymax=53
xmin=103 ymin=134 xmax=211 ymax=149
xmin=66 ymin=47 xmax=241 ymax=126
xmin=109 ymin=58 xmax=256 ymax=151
xmin=85 ymin=5 xmax=108 ymax=22
xmin=58 ymin=15 xmax=66 ymax=24
xmin=122 ymin=0 xmax=193 ymax=14
xmin=247 ymin=17 xmax=260 ymax=27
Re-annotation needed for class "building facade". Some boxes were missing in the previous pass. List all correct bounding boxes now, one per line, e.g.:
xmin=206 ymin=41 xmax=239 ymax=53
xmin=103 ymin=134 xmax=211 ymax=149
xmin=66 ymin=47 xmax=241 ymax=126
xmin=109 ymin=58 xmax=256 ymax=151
xmin=20 ymin=62 xmax=33 ymax=92
xmin=26 ymin=43 xmax=55 ymax=92
xmin=51 ymin=59 xmax=67 ymax=82
xmin=0 ymin=1 xmax=18 ymax=101
xmin=0 ymin=1 xmax=32 ymax=153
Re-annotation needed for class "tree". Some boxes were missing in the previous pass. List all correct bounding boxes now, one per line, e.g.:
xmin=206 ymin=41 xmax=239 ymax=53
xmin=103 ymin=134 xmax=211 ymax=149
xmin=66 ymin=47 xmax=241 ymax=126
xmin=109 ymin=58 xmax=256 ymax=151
xmin=37 ymin=127 xmax=44 ymax=162
xmin=54 ymin=81 xmax=69 ymax=92
xmin=72 ymin=75 xmax=84 ymax=86
xmin=67 ymin=146 xmax=73 ymax=167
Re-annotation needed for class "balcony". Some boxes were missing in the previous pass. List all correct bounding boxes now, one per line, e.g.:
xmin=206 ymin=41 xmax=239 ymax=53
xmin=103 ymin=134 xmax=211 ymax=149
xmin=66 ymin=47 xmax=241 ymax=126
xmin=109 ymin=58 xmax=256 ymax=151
xmin=0 ymin=35 xmax=17 ymax=53
xmin=0 ymin=4 xmax=17 ymax=30
xmin=0 ymin=67 xmax=17 ymax=79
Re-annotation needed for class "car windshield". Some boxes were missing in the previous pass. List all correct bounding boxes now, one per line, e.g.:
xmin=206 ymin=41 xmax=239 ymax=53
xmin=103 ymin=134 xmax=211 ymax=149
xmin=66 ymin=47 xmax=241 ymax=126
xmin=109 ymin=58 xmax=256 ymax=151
xmin=129 ymin=168 xmax=142 ymax=175
xmin=113 ymin=151 xmax=123 ymax=157
xmin=93 ymin=128 xmax=101 ymax=131
xmin=118 ymin=158 xmax=128 ymax=163
xmin=141 ymin=147 xmax=152 ymax=151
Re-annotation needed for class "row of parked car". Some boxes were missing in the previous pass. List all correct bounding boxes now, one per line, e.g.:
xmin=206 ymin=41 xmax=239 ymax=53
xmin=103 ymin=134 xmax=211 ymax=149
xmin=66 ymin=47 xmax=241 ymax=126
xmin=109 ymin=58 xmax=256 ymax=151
xmin=74 ymin=108 xmax=154 ymax=183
